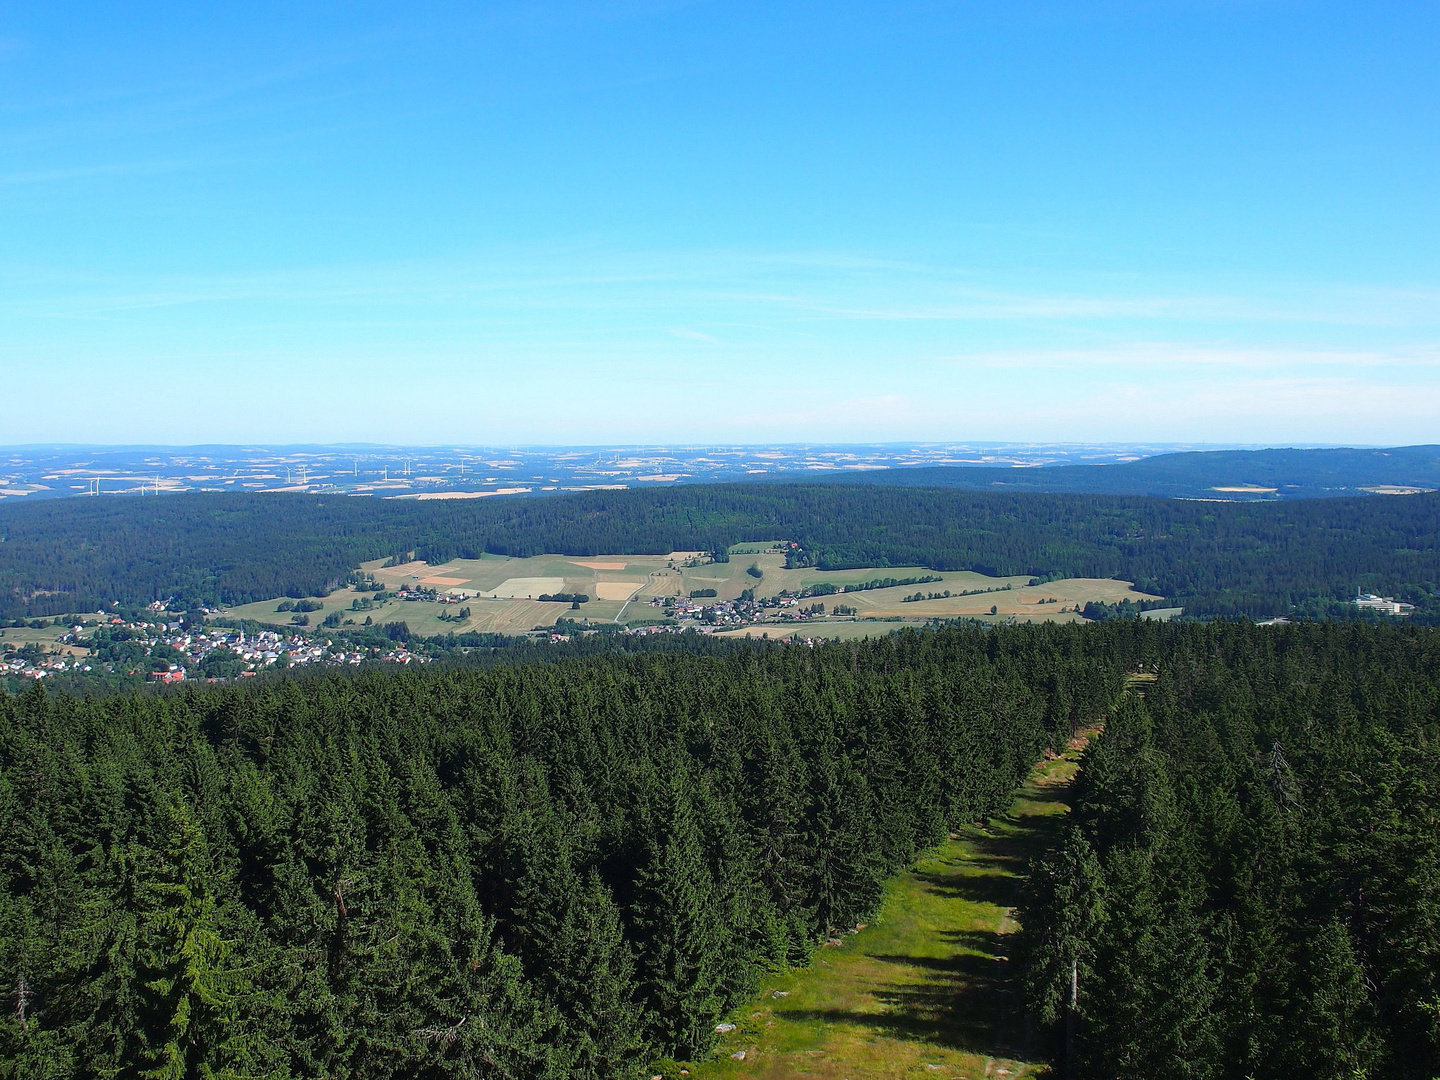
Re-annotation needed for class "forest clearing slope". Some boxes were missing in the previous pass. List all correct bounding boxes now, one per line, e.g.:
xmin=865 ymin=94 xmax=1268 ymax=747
xmin=687 ymin=745 xmax=1088 ymax=1080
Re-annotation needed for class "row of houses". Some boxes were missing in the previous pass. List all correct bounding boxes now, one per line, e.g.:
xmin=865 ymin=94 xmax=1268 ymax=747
xmin=2 ymin=620 xmax=427 ymax=683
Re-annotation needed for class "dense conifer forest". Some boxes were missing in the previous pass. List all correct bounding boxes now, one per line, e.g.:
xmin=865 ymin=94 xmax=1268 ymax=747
xmin=2 ymin=485 xmax=1438 ymax=618
xmin=3 ymin=621 xmax=1437 ymax=1076
xmin=1018 ymin=621 xmax=1440 ymax=1079
xmin=0 ymin=625 xmax=1121 ymax=1078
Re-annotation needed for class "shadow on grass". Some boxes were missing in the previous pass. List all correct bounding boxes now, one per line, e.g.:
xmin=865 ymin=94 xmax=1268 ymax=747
xmin=780 ymin=927 xmax=1030 ymax=1059
xmin=912 ymin=812 xmax=1062 ymax=909
xmin=1022 ymin=781 xmax=1073 ymax=808
xmin=913 ymin=865 xmax=1019 ymax=908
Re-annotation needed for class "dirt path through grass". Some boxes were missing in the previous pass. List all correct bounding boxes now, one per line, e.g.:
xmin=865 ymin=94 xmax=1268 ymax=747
xmin=688 ymin=748 xmax=1084 ymax=1080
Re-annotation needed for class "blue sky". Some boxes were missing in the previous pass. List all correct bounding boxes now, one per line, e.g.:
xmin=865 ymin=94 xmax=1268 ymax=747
xmin=2 ymin=1 xmax=1437 ymax=445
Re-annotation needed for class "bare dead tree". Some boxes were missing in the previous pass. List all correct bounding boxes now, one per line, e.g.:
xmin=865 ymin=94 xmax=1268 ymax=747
xmin=15 ymin=975 xmax=34 ymax=1031
xmin=1267 ymin=741 xmax=1301 ymax=810
xmin=1064 ymin=958 xmax=1078 ymax=1080
xmin=334 ymin=877 xmax=354 ymax=919
xmin=414 ymin=1015 xmax=468 ymax=1048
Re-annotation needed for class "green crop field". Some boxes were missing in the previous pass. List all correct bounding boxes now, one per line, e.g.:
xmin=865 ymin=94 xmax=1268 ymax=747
xmin=681 ymin=744 xmax=1085 ymax=1080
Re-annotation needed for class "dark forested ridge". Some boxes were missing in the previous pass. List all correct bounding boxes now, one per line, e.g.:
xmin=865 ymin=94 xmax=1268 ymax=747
xmin=3 ymin=485 xmax=1440 ymax=619
xmin=1018 ymin=621 xmax=1440 ymax=1079
xmin=771 ymin=444 xmax=1440 ymax=500
xmin=0 ymin=625 xmax=1121 ymax=1078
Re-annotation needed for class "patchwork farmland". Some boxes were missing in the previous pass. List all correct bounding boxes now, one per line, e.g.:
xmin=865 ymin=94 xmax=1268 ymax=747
xmin=220 ymin=543 xmax=1163 ymax=637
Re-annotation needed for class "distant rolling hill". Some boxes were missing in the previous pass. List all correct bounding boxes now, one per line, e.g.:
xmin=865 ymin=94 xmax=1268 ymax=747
xmin=764 ymin=445 xmax=1440 ymax=500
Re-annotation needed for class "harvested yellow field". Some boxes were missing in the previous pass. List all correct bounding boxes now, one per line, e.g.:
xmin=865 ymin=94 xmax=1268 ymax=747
xmin=636 ymin=569 xmax=686 ymax=598
xmin=485 ymin=577 xmax=568 ymax=598
xmin=458 ymin=600 xmax=566 ymax=635
xmin=370 ymin=560 xmax=432 ymax=584
xmin=799 ymin=575 xmax=1157 ymax=621
xmin=594 ymin=581 xmax=645 ymax=600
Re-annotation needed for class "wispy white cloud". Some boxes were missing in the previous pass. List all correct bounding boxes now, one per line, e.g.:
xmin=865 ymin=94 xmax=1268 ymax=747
xmin=12 ymin=247 xmax=1438 ymax=331
xmin=0 ymin=158 xmax=202 ymax=185
xmin=4 ymin=243 xmax=1439 ymax=446
xmin=936 ymin=343 xmax=1440 ymax=370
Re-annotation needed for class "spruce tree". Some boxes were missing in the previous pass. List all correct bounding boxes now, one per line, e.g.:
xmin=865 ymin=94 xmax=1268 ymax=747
xmin=123 ymin=800 xmax=247 ymax=1080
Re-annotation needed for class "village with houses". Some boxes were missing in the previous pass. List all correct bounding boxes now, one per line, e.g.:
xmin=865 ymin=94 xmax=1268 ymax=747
xmin=1 ymin=604 xmax=424 ymax=688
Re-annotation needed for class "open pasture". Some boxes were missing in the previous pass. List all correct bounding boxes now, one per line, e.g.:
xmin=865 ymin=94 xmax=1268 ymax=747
xmin=668 ymin=558 xmax=1156 ymax=619
xmin=725 ymin=541 xmax=788 ymax=556
xmin=222 ymin=585 xmax=577 ymax=637
xmin=0 ymin=622 xmax=88 ymax=655
xmin=806 ymin=574 xmax=1155 ymax=620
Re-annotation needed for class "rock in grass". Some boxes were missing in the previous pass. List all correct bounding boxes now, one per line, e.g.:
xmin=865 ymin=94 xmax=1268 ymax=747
xmin=715 ymin=1023 xmax=736 ymax=1033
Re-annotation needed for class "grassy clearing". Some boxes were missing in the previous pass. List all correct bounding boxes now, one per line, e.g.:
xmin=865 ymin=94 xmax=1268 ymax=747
xmin=222 ymin=589 xmax=574 ymax=637
xmin=0 ymin=624 xmax=67 ymax=645
xmin=685 ymin=751 xmax=1084 ymax=1080
xmin=726 ymin=541 xmax=788 ymax=556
